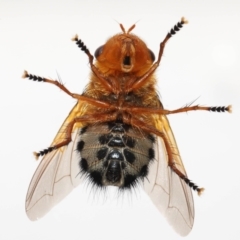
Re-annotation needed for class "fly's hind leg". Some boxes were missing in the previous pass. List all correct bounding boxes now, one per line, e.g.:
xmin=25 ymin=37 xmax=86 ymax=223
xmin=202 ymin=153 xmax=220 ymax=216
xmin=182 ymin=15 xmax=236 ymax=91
xmin=34 ymin=112 xmax=117 ymax=159
xmin=122 ymin=114 xmax=204 ymax=195
xmin=168 ymin=162 xmax=204 ymax=196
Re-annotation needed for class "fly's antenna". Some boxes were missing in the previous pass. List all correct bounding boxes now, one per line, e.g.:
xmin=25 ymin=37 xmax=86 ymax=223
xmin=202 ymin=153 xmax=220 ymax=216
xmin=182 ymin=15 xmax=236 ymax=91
xmin=120 ymin=24 xmax=126 ymax=33
xmin=127 ymin=24 xmax=136 ymax=34
xmin=120 ymin=23 xmax=136 ymax=34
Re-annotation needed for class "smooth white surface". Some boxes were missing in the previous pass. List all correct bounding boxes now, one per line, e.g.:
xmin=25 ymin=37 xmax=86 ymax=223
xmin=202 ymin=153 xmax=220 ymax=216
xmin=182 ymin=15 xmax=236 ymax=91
xmin=0 ymin=0 xmax=239 ymax=239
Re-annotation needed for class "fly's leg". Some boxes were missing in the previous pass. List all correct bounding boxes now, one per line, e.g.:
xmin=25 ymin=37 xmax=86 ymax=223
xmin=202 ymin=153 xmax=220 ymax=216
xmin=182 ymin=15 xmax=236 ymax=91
xmin=127 ymin=17 xmax=188 ymax=92
xmin=22 ymin=71 xmax=113 ymax=109
xmin=124 ymin=105 xmax=232 ymax=115
xmin=34 ymin=112 xmax=117 ymax=159
xmin=72 ymin=35 xmax=120 ymax=94
xmin=122 ymin=114 xmax=204 ymax=195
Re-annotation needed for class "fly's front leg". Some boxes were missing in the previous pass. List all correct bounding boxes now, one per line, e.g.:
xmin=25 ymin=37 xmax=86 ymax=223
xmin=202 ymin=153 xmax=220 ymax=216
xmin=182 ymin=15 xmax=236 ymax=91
xmin=34 ymin=112 xmax=118 ymax=159
xmin=127 ymin=17 xmax=188 ymax=92
xmin=72 ymin=35 xmax=119 ymax=94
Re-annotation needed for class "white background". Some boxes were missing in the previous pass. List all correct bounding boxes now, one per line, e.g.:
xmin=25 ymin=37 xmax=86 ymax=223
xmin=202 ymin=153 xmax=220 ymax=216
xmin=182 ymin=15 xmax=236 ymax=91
xmin=0 ymin=0 xmax=239 ymax=239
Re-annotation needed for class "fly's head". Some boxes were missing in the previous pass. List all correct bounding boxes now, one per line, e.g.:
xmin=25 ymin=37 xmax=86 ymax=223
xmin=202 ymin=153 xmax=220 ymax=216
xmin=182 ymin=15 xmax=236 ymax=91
xmin=94 ymin=24 xmax=155 ymax=74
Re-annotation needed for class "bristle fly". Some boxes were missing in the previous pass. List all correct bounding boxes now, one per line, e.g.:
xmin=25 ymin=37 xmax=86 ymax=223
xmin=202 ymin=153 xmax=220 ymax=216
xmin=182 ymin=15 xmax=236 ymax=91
xmin=24 ymin=18 xmax=230 ymax=235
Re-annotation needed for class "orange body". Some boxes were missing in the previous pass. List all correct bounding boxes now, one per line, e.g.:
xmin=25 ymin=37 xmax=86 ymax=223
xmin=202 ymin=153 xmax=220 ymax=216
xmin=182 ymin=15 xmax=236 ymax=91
xmin=83 ymin=26 xmax=160 ymax=131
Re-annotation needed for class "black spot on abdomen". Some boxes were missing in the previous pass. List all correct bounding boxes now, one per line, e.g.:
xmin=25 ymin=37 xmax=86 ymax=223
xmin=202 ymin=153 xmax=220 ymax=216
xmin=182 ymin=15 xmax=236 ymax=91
xmin=97 ymin=148 xmax=108 ymax=160
xmin=139 ymin=165 xmax=148 ymax=177
xmin=80 ymin=158 xmax=88 ymax=171
xmin=123 ymin=174 xmax=137 ymax=188
xmin=148 ymin=148 xmax=155 ymax=160
xmin=99 ymin=134 xmax=112 ymax=144
xmin=123 ymin=136 xmax=135 ymax=148
xmin=90 ymin=171 xmax=102 ymax=186
xmin=77 ymin=140 xmax=85 ymax=151
xmin=123 ymin=149 xmax=135 ymax=163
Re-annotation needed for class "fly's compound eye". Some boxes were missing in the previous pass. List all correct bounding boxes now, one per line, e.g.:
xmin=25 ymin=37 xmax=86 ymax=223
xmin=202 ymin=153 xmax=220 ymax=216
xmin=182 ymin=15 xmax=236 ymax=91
xmin=148 ymin=48 xmax=155 ymax=62
xmin=94 ymin=45 xmax=104 ymax=58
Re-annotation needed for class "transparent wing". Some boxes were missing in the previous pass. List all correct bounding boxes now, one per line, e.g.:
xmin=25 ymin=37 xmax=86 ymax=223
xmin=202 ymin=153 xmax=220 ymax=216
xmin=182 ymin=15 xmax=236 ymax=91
xmin=25 ymin=129 xmax=82 ymax=220
xmin=26 ymin=102 xmax=86 ymax=220
xmin=143 ymin=115 xmax=194 ymax=236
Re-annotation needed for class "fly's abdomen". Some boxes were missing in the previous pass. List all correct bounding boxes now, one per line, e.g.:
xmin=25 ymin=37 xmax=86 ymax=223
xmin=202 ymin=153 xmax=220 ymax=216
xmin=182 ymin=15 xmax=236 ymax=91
xmin=77 ymin=121 xmax=155 ymax=189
